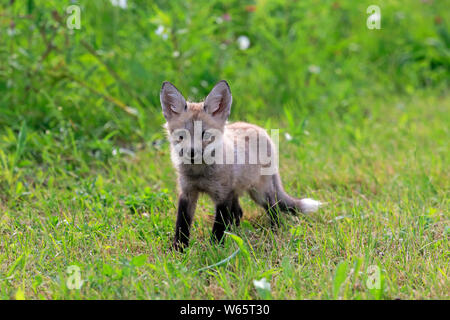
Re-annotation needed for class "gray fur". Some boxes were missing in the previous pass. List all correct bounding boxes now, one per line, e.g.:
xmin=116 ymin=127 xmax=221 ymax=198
xmin=161 ymin=80 xmax=322 ymax=250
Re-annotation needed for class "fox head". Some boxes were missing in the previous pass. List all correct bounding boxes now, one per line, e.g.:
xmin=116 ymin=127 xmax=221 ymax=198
xmin=160 ymin=80 xmax=232 ymax=164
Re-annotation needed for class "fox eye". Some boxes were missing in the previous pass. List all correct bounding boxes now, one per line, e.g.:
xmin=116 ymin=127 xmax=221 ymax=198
xmin=172 ymin=131 xmax=185 ymax=142
xmin=202 ymin=130 xmax=212 ymax=141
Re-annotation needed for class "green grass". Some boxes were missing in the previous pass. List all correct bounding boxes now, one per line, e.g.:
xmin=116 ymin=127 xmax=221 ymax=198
xmin=0 ymin=0 xmax=449 ymax=299
xmin=1 ymin=92 xmax=448 ymax=299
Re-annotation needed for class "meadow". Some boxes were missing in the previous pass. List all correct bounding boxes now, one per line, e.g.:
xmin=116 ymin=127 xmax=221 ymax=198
xmin=0 ymin=0 xmax=448 ymax=299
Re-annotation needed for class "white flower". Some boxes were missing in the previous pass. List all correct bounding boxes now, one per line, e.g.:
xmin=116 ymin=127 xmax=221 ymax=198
xmin=284 ymin=132 xmax=293 ymax=141
xmin=155 ymin=25 xmax=168 ymax=40
xmin=200 ymin=80 xmax=208 ymax=88
xmin=7 ymin=28 xmax=17 ymax=37
xmin=172 ymin=51 xmax=180 ymax=58
xmin=155 ymin=25 xmax=164 ymax=35
xmin=308 ymin=65 xmax=321 ymax=74
xmin=253 ymin=278 xmax=270 ymax=291
xmin=110 ymin=0 xmax=127 ymax=9
xmin=237 ymin=36 xmax=250 ymax=50
xmin=112 ymin=148 xmax=136 ymax=158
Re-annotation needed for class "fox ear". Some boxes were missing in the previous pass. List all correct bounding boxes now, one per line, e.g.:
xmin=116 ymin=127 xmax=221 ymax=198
xmin=160 ymin=81 xmax=187 ymax=120
xmin=204 ymin=80 xmax=232 ymax=121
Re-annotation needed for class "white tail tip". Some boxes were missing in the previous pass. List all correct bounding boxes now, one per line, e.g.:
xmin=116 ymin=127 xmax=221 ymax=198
xmin=300 ymin=198 xmax=323 ymax=213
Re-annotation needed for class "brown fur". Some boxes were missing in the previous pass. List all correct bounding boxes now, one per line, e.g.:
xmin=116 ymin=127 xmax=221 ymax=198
xmin=160 ymin=80 xmax=321 ymax=251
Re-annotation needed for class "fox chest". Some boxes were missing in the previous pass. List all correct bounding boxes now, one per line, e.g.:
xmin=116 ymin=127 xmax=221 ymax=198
xmin=180 ymin=173 xmax=231 ymax=202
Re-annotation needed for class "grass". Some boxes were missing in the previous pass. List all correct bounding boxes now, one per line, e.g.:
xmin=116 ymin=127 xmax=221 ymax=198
xmin=1 ymin=92 xmax=448 ymax=299
xmin=0 ymin=0 xmax=449 ymax=299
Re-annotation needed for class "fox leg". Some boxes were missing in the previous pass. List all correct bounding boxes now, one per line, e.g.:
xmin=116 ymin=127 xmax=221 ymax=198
xmin=231 ymin=196 xmax=243 ymax=227
xmin=173 ymin=191 xmax=198 ymax=251
xmin=212 ymin=197 xmax=234 ymax=244
xmin=248 ymin=184 xmax=280 ymax=227
xmin=265 ymin=196 xmax=281 ymax=227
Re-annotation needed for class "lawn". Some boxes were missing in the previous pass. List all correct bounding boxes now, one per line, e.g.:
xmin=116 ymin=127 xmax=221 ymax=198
xmin=0 ymin=0 xmax=448 ymax=299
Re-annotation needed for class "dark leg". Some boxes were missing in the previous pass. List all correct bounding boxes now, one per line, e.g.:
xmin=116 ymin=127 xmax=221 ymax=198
xmin=264 ymin=194 xmax=281 ymax=227
xmin=248 ymin=189 xmax=280 ymax=227
xmin=231 ymin=196 xmax=243 ymax=227
xmin=265 ymin=203 xmax=280 ymax=227
xmin=173 ymin=192 xmax=198 ymax=251
xmin=212 ymin=198 xmax=233 ymax=244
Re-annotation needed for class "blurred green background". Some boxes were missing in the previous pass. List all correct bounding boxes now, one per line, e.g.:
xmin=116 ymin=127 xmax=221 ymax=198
xmin=0 ymin=0 xmax=448 ymax=160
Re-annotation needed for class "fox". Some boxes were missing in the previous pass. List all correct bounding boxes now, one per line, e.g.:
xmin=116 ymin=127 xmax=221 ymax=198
xmin=160 ymin=80 xmax=322 ymax=251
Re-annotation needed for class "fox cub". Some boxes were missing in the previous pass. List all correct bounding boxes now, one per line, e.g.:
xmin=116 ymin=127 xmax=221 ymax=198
xmin=160 ymin=80 xmax=322 ymax=251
